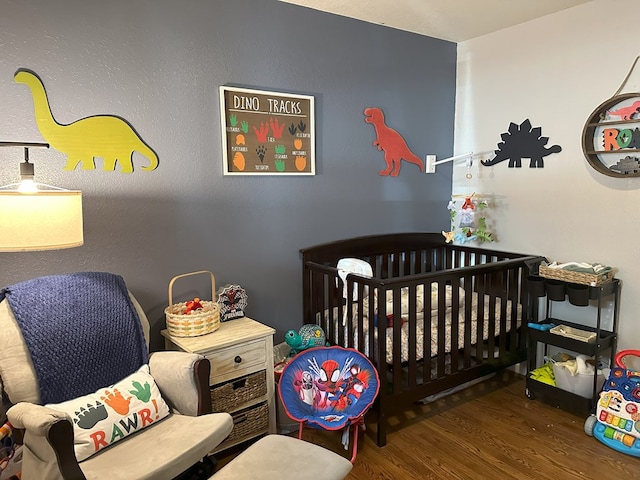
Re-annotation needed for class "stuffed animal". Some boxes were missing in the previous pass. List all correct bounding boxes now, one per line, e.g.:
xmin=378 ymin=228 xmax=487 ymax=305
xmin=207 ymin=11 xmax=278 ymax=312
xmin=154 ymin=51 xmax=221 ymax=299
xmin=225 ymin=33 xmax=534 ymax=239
xmin=285 ymin=324 xmax=328 ymax=356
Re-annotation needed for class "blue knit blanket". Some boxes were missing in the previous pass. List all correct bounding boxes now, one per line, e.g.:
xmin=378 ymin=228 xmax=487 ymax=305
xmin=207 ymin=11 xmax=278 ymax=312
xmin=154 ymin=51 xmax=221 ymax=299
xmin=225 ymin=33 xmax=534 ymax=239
xmin=0 ymin=272 xmax=148 ymax=404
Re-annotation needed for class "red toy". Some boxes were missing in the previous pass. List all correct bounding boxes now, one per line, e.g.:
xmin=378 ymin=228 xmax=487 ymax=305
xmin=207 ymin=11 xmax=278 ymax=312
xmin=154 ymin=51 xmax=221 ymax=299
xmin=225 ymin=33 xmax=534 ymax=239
xmin=461 ymin=195 xmax=475 ymax=210
xmin=183 ymin=297 xmax=203 ymax=314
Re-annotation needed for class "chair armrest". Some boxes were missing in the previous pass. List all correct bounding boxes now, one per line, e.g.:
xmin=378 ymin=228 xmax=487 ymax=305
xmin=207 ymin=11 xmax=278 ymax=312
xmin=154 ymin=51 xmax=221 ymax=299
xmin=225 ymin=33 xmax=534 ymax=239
xmin=7 ymin=402 xmax=85 ymax=480
xmin=148 ymin=351 xmax=211 ymax=416
xmin=7 ymin=402 xmax=68 ymax=434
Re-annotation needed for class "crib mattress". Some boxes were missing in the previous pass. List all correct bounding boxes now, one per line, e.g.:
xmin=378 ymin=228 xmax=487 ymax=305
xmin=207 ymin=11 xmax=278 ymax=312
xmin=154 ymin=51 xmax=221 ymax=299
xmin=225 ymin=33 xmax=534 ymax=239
xmin=321 ymin=290 xmax=521 ymax=364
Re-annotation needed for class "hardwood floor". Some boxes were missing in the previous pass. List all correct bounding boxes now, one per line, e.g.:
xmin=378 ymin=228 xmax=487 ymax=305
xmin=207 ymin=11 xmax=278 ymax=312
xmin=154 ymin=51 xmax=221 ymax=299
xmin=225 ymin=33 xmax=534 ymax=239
xmin=215 ymin=371 xmax=640 ymax=479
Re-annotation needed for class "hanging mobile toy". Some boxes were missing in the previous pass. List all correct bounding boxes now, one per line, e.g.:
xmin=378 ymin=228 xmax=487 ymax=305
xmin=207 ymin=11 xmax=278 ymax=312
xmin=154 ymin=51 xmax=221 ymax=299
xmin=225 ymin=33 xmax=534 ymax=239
xmin=442 ymin=200 xmax=458 ymax=243
xmin=443 ymin=192 xmax=495 ymax=244
xmin=442 ymin=230 xmax=455 ymax=243
xmin=473 ymin=217 xmax=493 ymax=242
xmin=455 ymin=230 xmax=477 ymax=244
xmin=459 ymin=194 xmax=475 ymax=227
xmin=461 ymin=195 xmax=475 ymax=210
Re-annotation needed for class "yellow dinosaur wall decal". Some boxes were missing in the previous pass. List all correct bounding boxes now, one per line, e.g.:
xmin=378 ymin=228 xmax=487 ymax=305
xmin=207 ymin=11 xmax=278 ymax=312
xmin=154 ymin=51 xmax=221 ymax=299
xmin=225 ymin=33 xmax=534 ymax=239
xmin=15 ymin=69 xmax=158 ymax=173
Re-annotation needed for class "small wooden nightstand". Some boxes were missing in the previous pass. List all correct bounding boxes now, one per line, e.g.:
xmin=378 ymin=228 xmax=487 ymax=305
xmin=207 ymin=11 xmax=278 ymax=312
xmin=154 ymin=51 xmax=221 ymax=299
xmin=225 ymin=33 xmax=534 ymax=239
xmin=161 ymin=317 xmax=276 ymax=452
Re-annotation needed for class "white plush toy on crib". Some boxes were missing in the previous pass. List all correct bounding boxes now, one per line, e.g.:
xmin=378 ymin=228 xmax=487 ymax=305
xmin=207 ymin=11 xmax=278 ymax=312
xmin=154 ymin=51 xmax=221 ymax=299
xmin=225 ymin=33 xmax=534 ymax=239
xmin=337 ymin=258 xmax=373 ymax=326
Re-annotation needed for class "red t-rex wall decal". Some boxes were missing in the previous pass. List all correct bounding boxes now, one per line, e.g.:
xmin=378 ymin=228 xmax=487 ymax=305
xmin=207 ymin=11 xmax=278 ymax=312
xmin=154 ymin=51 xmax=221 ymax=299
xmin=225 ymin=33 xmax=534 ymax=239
xmin=364 ymin=107 xmax=424 ymax=176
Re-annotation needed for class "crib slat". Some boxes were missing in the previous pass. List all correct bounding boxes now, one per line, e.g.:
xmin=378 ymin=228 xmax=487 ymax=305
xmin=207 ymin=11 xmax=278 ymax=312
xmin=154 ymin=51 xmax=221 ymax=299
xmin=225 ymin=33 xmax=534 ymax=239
xmin=462 ymin=274 xmax=473 ymax=368
xmin=406 ymin=283 xmax=418 ymax=389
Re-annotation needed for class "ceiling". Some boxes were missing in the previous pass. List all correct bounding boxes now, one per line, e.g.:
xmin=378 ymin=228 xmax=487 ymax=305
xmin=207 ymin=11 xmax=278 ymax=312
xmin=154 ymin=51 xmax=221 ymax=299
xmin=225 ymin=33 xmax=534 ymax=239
xmin=279 ymin=0 xmax=593 ymax=42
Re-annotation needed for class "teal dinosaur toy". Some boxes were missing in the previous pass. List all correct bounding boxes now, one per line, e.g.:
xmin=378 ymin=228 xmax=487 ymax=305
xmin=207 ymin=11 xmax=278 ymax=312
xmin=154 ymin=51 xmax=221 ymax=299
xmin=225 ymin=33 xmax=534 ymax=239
xmin=285 ymin=324 xmax=328 ymax=356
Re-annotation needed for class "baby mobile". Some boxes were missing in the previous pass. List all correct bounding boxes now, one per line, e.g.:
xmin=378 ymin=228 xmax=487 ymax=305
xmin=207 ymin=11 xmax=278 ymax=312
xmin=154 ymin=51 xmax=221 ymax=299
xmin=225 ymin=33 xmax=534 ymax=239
xmin=442 ymin=193 xmax=494 ymax=244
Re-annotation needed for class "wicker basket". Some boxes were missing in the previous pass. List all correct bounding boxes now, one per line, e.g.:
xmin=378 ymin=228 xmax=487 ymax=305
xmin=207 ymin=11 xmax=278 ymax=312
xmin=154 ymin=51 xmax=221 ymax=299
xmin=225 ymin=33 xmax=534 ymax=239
xmin=164 ymin=270 xmax=220 ymax=337
xmin=210 ymin=370 xmax=267 ymax=412
xmin=539 ymin=264 xmax=614 ymax=286
xmin=216 ymin=401 xmax=270 ymax=451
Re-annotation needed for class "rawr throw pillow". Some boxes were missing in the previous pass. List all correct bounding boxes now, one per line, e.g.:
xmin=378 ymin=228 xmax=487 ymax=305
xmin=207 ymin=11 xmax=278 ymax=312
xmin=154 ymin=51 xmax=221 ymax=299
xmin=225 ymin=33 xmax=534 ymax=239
xmin=45 ymin=364 xmax=170 ymax=461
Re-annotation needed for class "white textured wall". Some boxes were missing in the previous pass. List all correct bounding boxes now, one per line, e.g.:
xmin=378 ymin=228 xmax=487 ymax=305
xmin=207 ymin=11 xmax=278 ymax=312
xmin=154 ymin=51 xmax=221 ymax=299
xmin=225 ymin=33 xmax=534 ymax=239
xmin=454 ymin=0 xmax=639 ymax=349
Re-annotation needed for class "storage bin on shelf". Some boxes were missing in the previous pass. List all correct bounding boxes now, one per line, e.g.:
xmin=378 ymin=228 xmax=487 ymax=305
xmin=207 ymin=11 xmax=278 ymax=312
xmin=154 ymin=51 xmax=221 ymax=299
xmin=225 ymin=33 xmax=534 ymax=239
xmin=539 ymin=263 xmax=614 ymax=287
xmin=566 ymin=283 xmax=590 ymax=306
xmin=552 ymin=362 xmax=606 ymax=398
xmin=527 ymin=275 xmax=547 ymax=297
xmin=549 ymin=352 xmax=609 ymax=399
xmin=217 ymin=401 xmax=270 ymax=451
xmin=164 ymin=270 xmax=220 ymax=337
xmin=544 ymin=279 xmax=566 ymax=301
xmin=210 ymin=370 xmax=267 ymax=412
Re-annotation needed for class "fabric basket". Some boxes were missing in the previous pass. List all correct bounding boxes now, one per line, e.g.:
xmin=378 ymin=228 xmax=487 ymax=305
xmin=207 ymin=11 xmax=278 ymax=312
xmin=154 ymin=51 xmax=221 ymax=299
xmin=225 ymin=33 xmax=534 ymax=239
xmin=164 ymin=270 xmax=220 ymax=337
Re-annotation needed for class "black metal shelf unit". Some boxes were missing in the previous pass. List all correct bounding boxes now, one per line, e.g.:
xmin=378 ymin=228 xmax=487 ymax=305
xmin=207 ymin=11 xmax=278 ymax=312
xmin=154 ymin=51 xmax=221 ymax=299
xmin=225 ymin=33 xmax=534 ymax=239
xmin=525 ymin=278 xmax=620 ymax=414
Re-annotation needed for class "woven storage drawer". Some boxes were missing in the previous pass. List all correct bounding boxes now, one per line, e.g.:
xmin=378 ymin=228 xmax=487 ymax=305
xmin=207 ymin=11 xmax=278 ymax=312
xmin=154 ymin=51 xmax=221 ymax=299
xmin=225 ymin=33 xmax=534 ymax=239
xmin=211 ymin=370 xmax=267 ymax=412
xmin=539 ymin=264 xmax=614 ymax=286
xmin=217 ymin=401 xmax=269 ymax=450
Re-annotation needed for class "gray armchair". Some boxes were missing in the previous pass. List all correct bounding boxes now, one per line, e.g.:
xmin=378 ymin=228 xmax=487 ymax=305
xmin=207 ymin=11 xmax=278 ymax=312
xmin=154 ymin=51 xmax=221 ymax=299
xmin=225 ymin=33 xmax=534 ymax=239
xmin=0 ymin=273 xmax=233 ymax=480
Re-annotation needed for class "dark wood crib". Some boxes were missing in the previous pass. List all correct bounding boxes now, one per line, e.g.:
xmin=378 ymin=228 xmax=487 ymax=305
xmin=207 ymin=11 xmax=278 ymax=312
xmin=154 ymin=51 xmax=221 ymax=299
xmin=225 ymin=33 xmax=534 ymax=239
xmin=300 ymin=232 xmax=544 ymax=446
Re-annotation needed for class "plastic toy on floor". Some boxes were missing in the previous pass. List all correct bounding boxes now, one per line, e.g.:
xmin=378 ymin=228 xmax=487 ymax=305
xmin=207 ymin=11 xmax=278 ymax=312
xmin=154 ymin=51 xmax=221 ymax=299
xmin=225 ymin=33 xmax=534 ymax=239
xmin=285 ymin=324 xmax=329 ymax=356
xmin=0 ymin=421 xmax=21 ymax=480
xmin=585 ymin=349 xmax=640 ymax=456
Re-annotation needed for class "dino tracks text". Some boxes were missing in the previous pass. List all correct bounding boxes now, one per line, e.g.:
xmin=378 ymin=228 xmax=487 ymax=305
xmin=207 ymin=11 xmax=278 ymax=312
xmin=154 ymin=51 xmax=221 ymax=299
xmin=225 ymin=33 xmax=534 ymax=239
xmin=233 ymin=95 xmax=302 ymax=115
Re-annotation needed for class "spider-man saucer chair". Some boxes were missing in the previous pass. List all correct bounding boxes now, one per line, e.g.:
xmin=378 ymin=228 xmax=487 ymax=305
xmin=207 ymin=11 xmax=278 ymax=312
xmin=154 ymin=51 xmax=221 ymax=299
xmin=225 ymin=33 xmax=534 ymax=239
xmin=278 ymin=346 xmax=380 ymax=463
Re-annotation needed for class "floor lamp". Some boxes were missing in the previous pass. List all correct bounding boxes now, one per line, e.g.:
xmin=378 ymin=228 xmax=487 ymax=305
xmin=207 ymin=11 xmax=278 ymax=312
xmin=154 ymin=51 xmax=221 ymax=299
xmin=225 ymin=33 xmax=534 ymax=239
xmin=0 ymin=142 xmax=83 ymax=252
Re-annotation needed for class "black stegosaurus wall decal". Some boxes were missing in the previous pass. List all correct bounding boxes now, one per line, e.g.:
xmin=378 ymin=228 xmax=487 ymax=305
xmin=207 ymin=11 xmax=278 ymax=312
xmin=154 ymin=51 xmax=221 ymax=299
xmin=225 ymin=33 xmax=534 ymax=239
xmin=481 ymin=119 xmax=562 ymax=168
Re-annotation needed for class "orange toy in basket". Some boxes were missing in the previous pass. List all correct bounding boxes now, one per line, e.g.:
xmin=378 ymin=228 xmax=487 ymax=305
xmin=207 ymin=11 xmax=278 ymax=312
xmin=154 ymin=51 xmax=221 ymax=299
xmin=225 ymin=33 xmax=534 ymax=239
xmin=164 ymin=271 xmax=220 ymax=337
xmin=183 ymin=297 xmax=203 ymax=314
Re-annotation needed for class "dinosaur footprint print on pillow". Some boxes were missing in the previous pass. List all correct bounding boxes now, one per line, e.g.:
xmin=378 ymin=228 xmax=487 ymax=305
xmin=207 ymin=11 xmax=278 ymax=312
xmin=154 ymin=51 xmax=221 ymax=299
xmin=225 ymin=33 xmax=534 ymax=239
xmin=74 ymin=401 xmax=108 ymax=429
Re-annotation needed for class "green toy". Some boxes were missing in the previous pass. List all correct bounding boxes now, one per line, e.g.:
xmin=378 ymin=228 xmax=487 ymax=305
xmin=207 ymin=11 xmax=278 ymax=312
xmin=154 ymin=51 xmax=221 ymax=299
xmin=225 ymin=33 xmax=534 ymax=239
xmin=284 ymin=324 xmax=328 ymax=356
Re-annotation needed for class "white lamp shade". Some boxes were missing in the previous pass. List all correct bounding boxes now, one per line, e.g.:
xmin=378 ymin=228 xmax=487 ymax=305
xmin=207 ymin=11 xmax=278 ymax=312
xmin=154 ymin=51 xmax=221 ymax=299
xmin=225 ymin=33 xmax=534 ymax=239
xmin=0 ymin=190 xmax=83 ymax=251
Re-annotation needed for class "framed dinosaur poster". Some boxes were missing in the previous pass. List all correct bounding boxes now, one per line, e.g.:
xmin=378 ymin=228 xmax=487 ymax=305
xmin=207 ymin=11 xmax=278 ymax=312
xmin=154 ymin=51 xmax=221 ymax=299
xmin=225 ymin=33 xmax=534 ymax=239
xmin=219 ymin=86 xmax=315 ymax=175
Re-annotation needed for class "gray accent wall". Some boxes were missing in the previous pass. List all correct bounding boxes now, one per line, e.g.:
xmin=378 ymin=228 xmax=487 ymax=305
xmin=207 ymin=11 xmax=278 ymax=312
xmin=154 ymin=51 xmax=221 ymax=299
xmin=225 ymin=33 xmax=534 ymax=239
xmin=0 ymin=0 xmax=456 ymax=350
